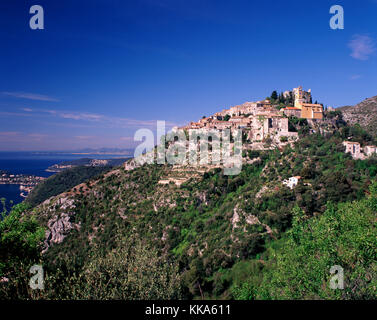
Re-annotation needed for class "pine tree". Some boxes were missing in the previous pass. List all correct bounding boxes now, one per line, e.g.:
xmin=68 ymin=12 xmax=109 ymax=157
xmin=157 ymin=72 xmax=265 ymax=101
xmin=271 ymin=91 xmax=278 ymax=101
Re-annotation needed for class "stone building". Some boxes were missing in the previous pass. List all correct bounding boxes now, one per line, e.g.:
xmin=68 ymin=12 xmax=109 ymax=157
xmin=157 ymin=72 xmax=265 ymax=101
xmin=229 ymin=116 xmax=246 ymax=123
xmin=288 ymin=86 xmax=323 ymax=119
xmin=283 ymin=176 xmax=301 ymax=189
xmin=210 ymin=120 xmax=232 ymax=130
xmin=364 ymin=146 xmax=377 ymax=157
xmin=182 ymin=95 xmax=299 ymax=144
xmin=301 ymin=103 xmax=323 ymax=120
xmin=256 ymin=100 xmax=272 ymax=109
xmin=248 ymin=115 xmax=293 ymax=142
xmin=293 ymin=86 xmax=312 ymax=107
xmin=283 ymin=107 xmax=301 ymax=118
xmin=343 ymin=141 xmax=362 ymax=159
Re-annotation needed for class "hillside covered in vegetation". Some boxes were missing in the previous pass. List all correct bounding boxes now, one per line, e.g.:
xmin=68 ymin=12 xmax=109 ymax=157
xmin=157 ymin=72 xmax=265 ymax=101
xmin=1 ymin=114 xmax=376 ymax=300
xmin=339 ymin=95 xmax=377 ymax=138
xmin=25 ymin=166 xmax=113 ymax=207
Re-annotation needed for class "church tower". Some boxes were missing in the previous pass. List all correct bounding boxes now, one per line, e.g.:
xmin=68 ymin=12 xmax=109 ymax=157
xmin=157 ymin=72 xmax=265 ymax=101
xmin=293 ymin=86 xmax=312 ymax=109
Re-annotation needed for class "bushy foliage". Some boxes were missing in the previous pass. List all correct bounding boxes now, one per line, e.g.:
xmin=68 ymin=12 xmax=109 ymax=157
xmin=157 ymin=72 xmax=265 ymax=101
xmin=1 ymin=122 xmax=376 ymax=300
xmin=0 ymin=203 xmax=44 ymax=299
xmin=234 ymin=181 xmax=377 ymax=300
xmin=26 ymin=166 xmax=112 ymax=207
xmin=39 ymin=236 xmax=182 ymax=300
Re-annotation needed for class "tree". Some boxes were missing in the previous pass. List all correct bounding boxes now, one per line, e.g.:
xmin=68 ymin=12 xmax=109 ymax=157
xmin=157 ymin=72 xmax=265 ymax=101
xmin=278 ymin=92 xmax=285 ymax=104
xmin=0 ymin=203 xmax=44 ymax=299
xmin=234 ymin=181 xmax=377 ymax=300
xmin=271 ymin=91 xmax=278 ymax=101
xmin=44 ymin=236 xmax=183 ymax=300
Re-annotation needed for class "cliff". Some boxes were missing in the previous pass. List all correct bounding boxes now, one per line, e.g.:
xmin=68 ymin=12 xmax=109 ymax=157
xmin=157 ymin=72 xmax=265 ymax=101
xmin=338 ymin=95 xmax=377 ymax=137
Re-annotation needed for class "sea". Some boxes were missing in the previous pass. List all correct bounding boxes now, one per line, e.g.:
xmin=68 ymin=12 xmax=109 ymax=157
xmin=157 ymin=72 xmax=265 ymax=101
xmin=0 ymin=151 xmax=128 ymax=213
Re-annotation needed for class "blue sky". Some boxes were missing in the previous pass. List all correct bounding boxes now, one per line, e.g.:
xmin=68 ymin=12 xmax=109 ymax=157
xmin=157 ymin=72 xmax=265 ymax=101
xmin=0 ymin=0 xmax=376 ymax=151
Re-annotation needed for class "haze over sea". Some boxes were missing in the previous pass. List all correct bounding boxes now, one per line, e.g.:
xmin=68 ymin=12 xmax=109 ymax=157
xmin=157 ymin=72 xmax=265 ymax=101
xmin=0 ymin=151 xmax=128 ymax=211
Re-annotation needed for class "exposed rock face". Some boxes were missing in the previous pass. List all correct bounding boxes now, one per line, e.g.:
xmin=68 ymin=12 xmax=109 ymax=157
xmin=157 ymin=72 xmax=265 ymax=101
xmin=231 ymin=206 xmax=273 ymax=235
xmin=197 ymin=192 xmax=208 ymax=206
xmin=255 ymin=185 xmax=269 ymax=199
xmin=39 ymin=196 xmax=80 ymax=253
xmin=57 ymin=197 xmax=75 ymax=210
xmin=124 ymin=153 xmax=154 ymax=171
xmin=339 ymin=95 xmax=377 ymax=137
xmin=231 ymin=207 xmax=240 ymax=229
xmin=43 ymin=212 xmax=80 ymax=253
xmin=124 ymin=159 xmax=140 ymax=171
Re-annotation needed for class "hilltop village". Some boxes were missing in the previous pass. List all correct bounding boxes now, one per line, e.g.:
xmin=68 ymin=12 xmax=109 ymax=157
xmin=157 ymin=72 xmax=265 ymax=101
xmin=181 ymin=86 xmax=377 ymax=156
xmin=127 ymin=86 xmax=377 ymax=183
xmin=181 ymin=86 xmax=323 ymax=147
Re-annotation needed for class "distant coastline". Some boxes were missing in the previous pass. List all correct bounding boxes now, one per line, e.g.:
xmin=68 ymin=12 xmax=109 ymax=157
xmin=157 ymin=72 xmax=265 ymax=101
xmin=18 ymin=148 xmax=135 ymax=156
xmin=0 ymin=152 xmax=131 ymax=209
xmin=0 ymin=170 xmax=46 ymax=200
xmin=45 ymin=157 xmax=129 ymax=173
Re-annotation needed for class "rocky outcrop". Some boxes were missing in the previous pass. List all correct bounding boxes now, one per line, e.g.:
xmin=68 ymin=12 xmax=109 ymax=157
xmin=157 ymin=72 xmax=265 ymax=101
xmin=124 ymin=159 xmax=140 ymax=171
xmin=231 ymin=206 xmax=273 ymax=235
xmin=339 ymin=95 xmax=377 ymax=137
xmin=124 ymin=152 xmax=155 ymax=171
xmin=39 ymin=196 xmax=81 ymax=253
xmin=197 ymin=191 xmax=208 ymax=206
xmin=42 ymin=212 xmax=81 ymax=253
